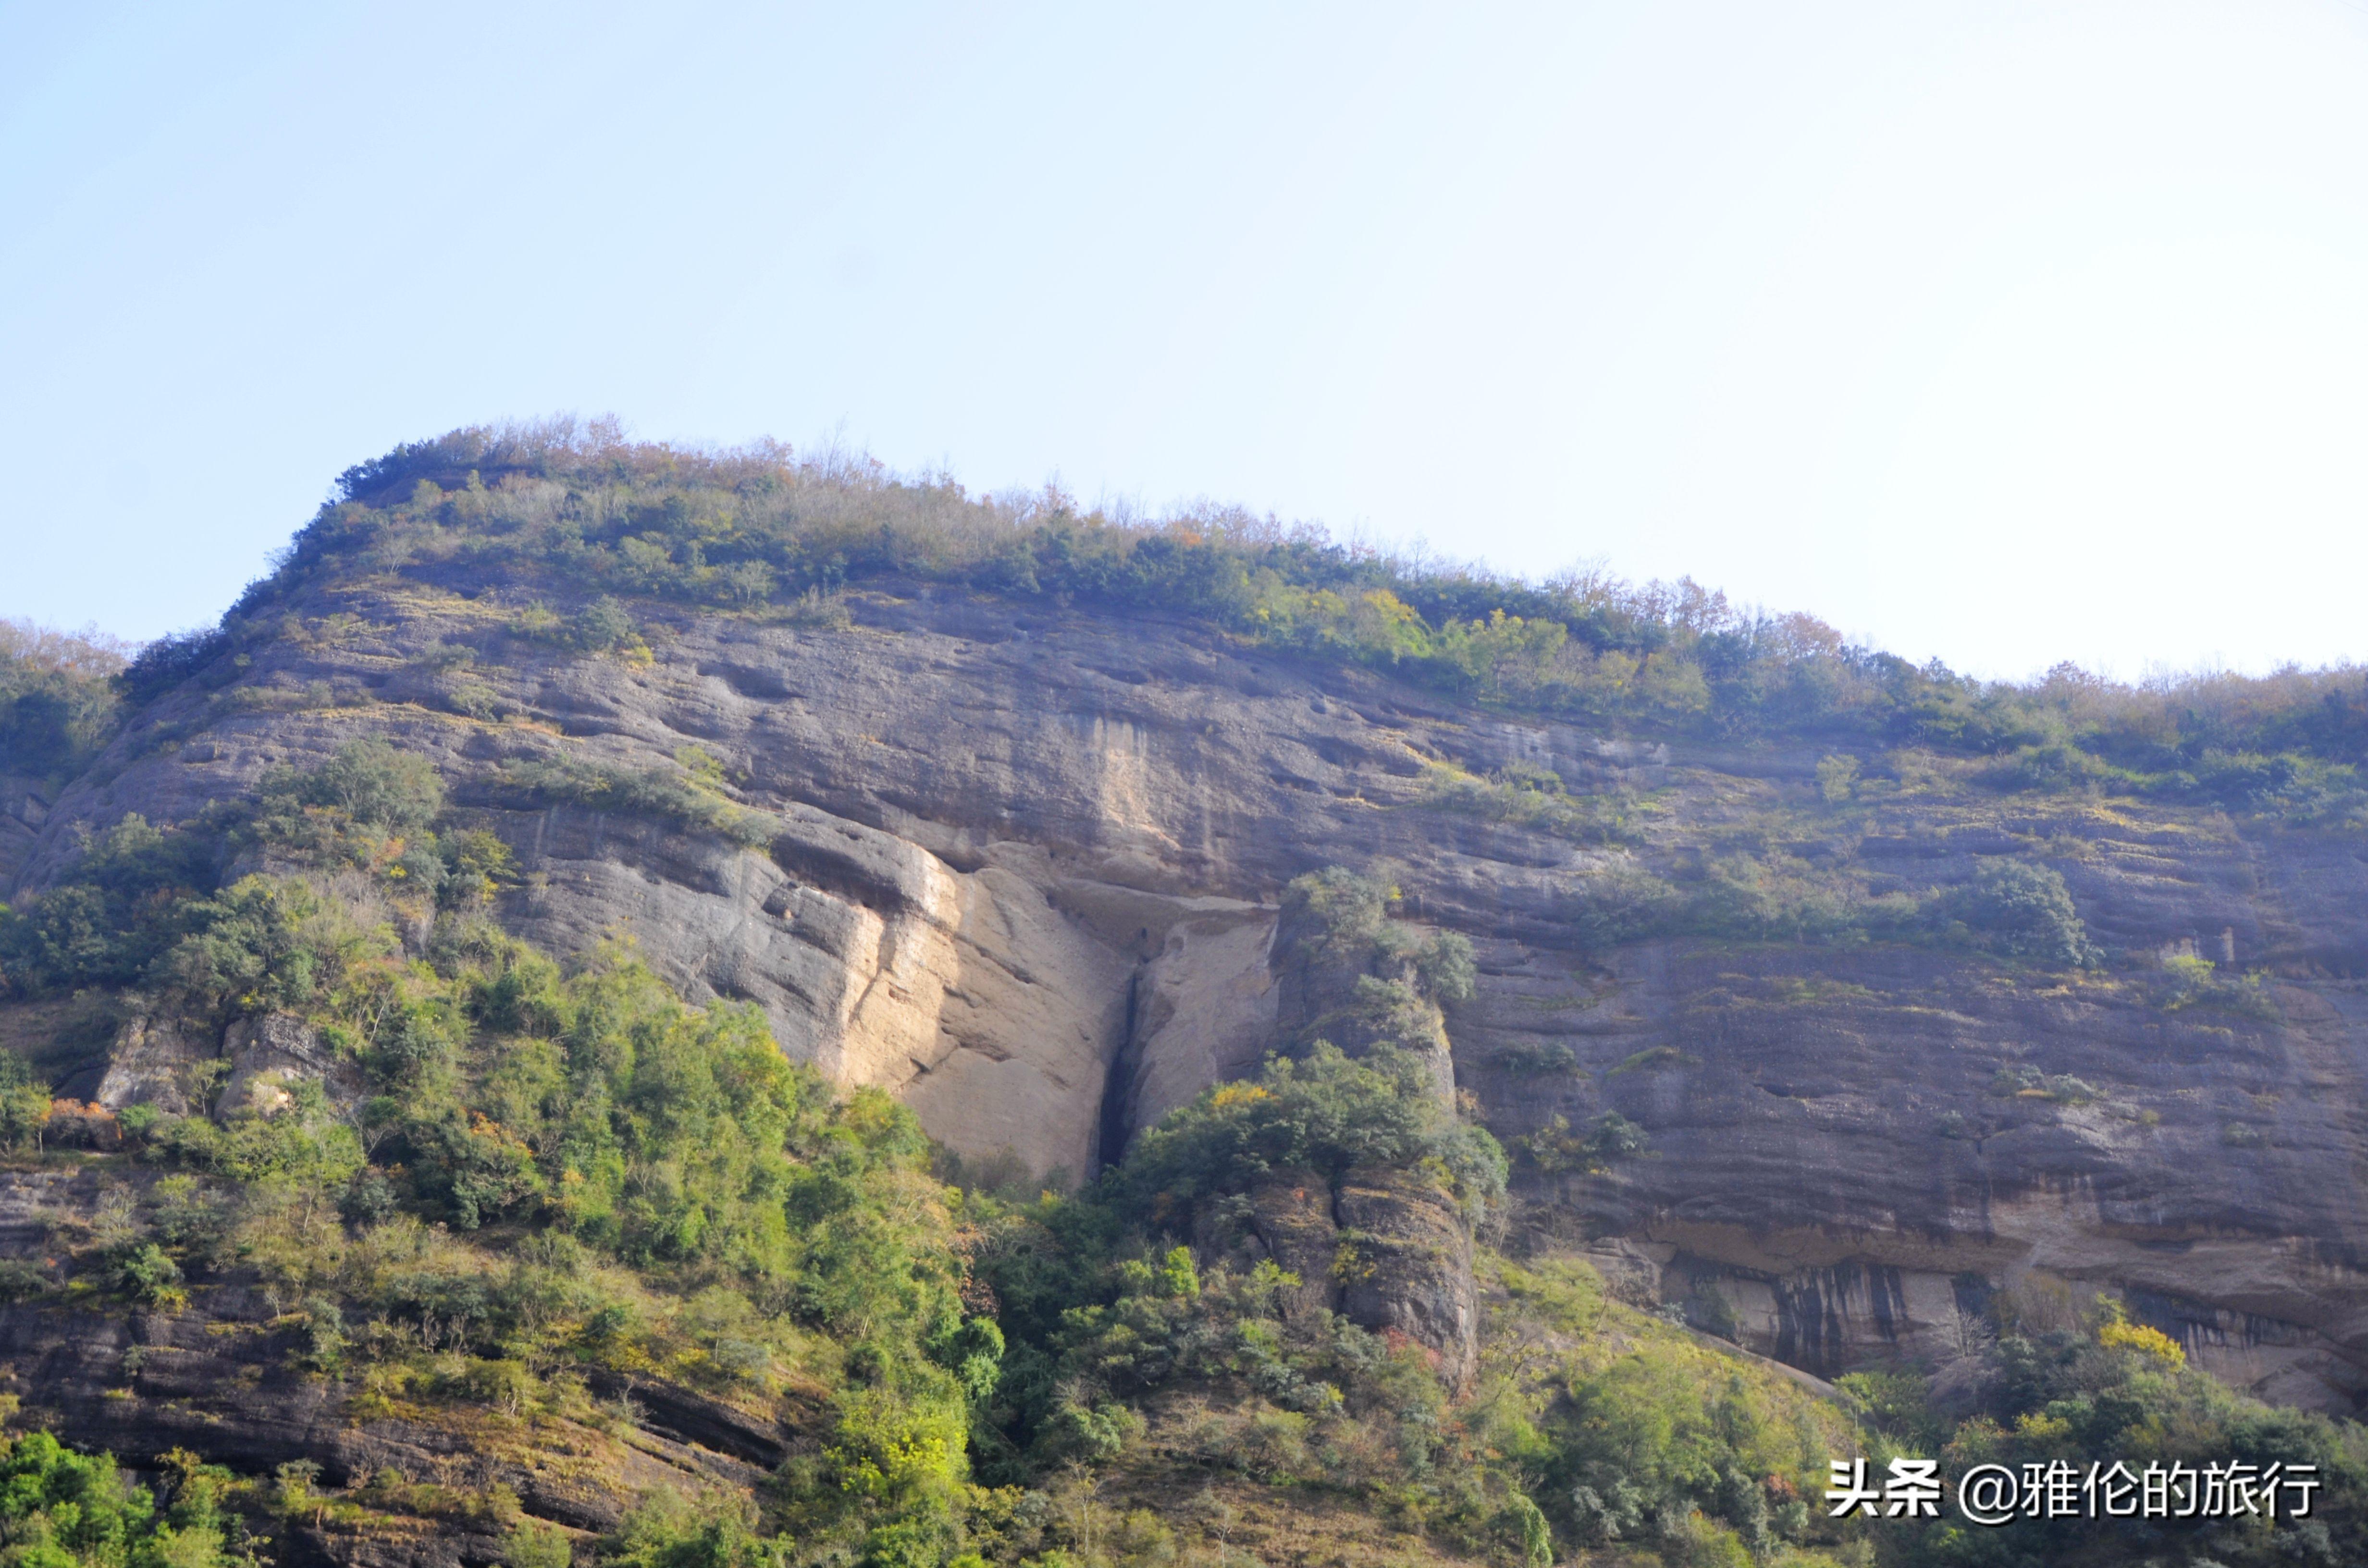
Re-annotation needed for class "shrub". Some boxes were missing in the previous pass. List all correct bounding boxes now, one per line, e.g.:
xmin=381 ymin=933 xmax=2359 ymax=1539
xmin=0 ymin=1259 xmax=51 ymax=1302
xmin=1418 ymin=761 xmax=1640 ymax=845
xmin=1109 ymin=1043 xmax=1505 ymax=1225
xmin=117 ymin=626 xmax=229 ymax=702
xmin=0 ymin=814 xmax=220 ymax=995
xmin=0 ymin=1431 xmax=215 ymax=1568
xmin=1494 ymin=1041 xmax=1579 ymax=1075
xmin=0 ymin=622 xmax=126 ymax=776
xmin=0 ymin=1067 xmax=51 ymax=1152
xmin=777 ymin=588 xmax=852 ymax=630
xmin=103 ymin=1241 xmax=185 ymax=1306
xmin=600 ymin=1488 xmax=787 ymax=1568
xmin=1558 ymin=865 xmax=1687 ymax=949
xmin=1520 ymin=1111 xmax=1645 ymax=1176
xmin=1988 ymin=741 xmax=2128 ymax=795
xmin=1945 ymin=859 xmax=2101 ymax=968
xmin=498 ymin=757 xmax=777 ymax=848
xmin=262 ymin=739 xmax=445 ymax=836
xmin=565 ymin=597 xmax=644 ymax=657
xmin=2098 ymin=1317 xmax=2185 ymax=1369
xmin=504 ymin=1518 xmax=571 ymax=1568
xmin=2159 ymin=953 xmax=2279 ymax=1017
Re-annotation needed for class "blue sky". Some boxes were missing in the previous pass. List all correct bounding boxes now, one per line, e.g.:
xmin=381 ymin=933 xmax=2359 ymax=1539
xmin=6 ymin=1 xmax=2367 ymax=678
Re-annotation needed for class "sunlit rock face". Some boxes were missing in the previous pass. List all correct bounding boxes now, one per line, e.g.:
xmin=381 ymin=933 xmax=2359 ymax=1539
xmin=14 ymin=576 xmax=2368 ymax=1410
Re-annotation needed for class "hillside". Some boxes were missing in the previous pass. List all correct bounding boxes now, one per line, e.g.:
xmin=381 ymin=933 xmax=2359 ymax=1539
xmin=0 ymin=424 xmax=2363 ymax=1567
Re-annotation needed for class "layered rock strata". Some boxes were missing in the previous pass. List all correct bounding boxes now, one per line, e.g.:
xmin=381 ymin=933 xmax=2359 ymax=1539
xmin=8 ymin=577 xmax=2367 ymax=1409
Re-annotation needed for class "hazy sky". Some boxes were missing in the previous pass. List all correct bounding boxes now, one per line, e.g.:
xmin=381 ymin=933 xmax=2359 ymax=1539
xmin=5 ymin=1 xmax=2365 ymax=679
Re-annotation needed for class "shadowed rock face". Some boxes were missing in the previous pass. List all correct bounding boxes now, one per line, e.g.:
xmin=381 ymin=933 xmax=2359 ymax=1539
xmin=12 ymin=576 xmax=2368 ymax=1409
xmin=1333 ymin=1168 xmax=1480 ymax=1387
xmin=1228 ymin=1166 xmax=1480 ymax=1391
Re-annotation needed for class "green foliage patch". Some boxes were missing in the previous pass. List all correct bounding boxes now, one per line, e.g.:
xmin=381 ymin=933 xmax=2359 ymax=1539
xmin=136 ymin=422 xmax=2349 ymax=827
xmin=1545 ymin=848 xmax=2106 ymax=971
xmin=0 ymin=746 xmax=984 ymax=1557
xmin=1106 ymin=1044 xmax=1507 ymax=1237
xmin=496 ymin=756 xmax=779 ymax=848
xmin=1417 ymin=760 xmax=1647 ymax=845
xmin=0 ymin=621 xmax=128 ymax=781
xmin=1854 ymin=1292 xmax=2368 ymax=1567
xmin=0 ymin=1432 xmax=268 ymax=1568
xmin=0 ymin=741 xmax=515 ymax=1004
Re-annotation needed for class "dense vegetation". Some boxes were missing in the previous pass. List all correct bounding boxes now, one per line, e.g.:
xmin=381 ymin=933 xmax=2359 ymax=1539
xmin=0 ymin=1431 xmax=271 ymax=1568
xmin=60 ymin=419 xmax=2343 ymax=830
xmin=0 ymin=620 xmax=129 ymax=783
xmin=16 ymin=422 xmax=2368 ymax=824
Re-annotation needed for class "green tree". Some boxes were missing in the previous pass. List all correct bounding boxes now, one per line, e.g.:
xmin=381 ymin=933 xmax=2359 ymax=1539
xmin=1949 ymin=859 xmax=2101 ymax=967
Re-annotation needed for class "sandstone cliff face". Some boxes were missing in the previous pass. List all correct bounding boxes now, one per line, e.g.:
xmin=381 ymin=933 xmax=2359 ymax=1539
xmin=12 ymin=575 xmax=2368 ymax=1410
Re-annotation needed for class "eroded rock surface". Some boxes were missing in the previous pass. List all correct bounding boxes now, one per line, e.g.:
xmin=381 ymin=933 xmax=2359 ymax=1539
xmin=11 ymin=579 xmax=2368 ymax=1409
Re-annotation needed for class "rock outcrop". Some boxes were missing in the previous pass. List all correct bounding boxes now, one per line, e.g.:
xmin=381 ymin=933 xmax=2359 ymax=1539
xmin=10 ymin=575 xmax=2368 ymax=1411
xmin=1228 ymin=1165 xmax=1481 ymax=1391
xmin=1182 ymin=869 xmax=1488 ymax=1384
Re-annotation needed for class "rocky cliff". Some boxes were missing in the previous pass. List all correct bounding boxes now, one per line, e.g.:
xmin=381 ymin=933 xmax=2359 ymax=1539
xmin=10 ymin=563 xmax=2365 ymax=1421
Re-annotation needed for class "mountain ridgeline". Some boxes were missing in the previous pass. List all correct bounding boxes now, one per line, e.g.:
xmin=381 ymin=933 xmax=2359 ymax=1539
xmin=0 ymin=423 xmax=2365 ymax=1568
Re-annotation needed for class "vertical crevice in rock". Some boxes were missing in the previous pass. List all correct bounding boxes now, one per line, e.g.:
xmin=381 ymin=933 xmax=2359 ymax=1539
xmin=1096 ymin=965 xmax=1145 ymax=1173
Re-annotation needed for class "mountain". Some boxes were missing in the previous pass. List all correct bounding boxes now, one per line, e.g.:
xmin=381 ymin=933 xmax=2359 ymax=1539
xmin=0 ymin=422 xmax=2362 ymax=1568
